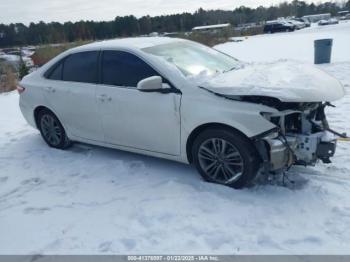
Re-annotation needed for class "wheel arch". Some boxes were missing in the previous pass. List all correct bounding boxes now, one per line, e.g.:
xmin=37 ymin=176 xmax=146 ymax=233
xmin=33 ymin=106 xmax=66 ymax=132
xmin=185 ymin=122 xmax=252 ymax=164
xmin=34 ymin=106 xmax=50 ymax=129
xmin=33 ymin=105 xmax=72 ymax=149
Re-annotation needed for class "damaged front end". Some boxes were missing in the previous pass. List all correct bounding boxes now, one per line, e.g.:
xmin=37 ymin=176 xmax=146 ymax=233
xmin=198 ymin=59 xmax=346 ymax=174
xmin=200 ymin=80 xmax=346 ymax=173
xmin=252 ymin=98 xmax=342 ymax=173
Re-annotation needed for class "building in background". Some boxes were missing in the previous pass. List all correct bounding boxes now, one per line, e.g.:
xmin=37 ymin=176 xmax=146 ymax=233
xmin=192 ymin=23 xmax=231 ymax=33
xmin=302 ymin=13 xmax=331 ymax=23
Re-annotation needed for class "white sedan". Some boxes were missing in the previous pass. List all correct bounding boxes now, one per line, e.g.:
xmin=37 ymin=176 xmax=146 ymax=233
xmin=18 ymin=37 xmax=345 ymax=188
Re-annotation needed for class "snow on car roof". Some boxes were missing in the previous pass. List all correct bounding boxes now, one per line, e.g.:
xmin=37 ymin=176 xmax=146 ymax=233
xmin=74 ymin=37 xmax=184 ymax=51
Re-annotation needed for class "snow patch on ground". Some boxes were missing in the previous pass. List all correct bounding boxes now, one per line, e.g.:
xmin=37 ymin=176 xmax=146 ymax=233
xmin=1 ymin=23 xmax=350 ymax=255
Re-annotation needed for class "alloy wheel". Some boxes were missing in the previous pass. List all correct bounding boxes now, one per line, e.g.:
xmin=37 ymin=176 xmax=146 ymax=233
xmin=197 ymin=138 xmax=244 ymax=184
xmin=40 ymin=114 xmax=63 ymax=146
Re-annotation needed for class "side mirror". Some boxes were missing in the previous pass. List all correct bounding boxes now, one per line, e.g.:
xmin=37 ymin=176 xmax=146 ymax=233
xmin=137 ymin=76 xmax=170 ymax=92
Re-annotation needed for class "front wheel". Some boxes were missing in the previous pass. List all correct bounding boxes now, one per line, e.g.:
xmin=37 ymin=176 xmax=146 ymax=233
xmin=192 ymin=128 xmax=261 ymax=189
xmin=37 ymin=109 xmax=72 ymax=149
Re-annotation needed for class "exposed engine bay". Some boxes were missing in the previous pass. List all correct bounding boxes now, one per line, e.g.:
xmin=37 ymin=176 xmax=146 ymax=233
xmin=252 ymin=97 xmax=341 ymax=172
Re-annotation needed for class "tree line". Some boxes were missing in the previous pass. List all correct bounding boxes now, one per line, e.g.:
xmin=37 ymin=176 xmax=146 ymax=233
xmin=0 ymin=0 xmax=349 ymax=48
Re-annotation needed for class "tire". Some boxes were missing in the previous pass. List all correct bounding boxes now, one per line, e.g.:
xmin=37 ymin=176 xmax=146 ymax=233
xmin=192 ymin=128 xmax=261 ymax=189
xmin=37 ymin=109 xmax=72 ymax=149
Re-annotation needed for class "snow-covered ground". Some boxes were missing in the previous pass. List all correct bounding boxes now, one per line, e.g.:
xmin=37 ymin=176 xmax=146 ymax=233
xmin=0 ymin=48 xmax=34 ymax=68
xmin=216 ymin=21 xmax=350 ymax=63
xmin=1 ymin=22 xmax=350 ymax=255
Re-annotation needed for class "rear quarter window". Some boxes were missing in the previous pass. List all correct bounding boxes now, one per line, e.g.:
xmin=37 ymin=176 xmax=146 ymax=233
xmin=46 ymin=62 xmax=63 ymax=80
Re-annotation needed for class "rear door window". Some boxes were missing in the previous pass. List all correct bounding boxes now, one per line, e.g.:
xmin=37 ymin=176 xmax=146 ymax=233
xmin=62 ymin=51 xmax=99 ymax=84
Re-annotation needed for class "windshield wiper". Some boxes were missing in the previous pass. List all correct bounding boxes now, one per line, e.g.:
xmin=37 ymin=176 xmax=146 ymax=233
xmin=223 ymin=66 xmax=237 ymax=73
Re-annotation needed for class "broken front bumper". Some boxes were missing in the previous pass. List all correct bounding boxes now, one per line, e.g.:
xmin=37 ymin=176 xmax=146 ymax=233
xmin=259 ymin=131 xmax=337 ymax=172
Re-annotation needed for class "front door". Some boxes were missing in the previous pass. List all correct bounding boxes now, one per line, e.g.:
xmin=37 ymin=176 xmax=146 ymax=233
xmin=96 ymin=50 xmax=181 ymax=156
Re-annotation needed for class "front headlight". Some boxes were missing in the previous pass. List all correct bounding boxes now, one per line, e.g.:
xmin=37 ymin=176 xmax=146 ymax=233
xmin=260 ymin=112 xmax=274 ymax=121
xmin=262 ymin=131 xmax=279 ymax=140
xmin=261 ymin=112 xmax=281 ymax=126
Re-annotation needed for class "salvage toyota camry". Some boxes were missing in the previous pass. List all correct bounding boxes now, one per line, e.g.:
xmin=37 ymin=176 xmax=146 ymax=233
xmin=18 ymin=37 xmax=346 ymax=188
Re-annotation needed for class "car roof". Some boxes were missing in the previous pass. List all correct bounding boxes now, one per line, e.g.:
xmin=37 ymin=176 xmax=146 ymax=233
xmin=266 ymin=20 xmax=291 ymax=25
xmin=73 ymin=37 xmax=185 ymax=52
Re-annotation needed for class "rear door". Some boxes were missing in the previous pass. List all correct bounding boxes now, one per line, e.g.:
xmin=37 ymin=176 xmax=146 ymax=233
xmin=43 ymin=51 xmax=104 ymax=141
xmin=96 ymin=50 xmax=181 ymax=155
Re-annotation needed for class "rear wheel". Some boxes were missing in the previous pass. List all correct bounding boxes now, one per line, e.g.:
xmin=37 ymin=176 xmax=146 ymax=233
xmin=37 ymin=109 xmax=71 ymax=149
xmin=192 ymin=128 xmax=260 ymax=189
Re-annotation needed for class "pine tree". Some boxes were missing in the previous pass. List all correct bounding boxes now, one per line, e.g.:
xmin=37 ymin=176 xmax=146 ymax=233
xmin=18 ymin=49 xmax=29 ymax=80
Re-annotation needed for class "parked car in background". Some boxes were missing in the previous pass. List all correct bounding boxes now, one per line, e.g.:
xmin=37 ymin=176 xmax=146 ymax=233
xmin=290 ymin=17 xmax=310 ymax=28
xmin=337 ymin=10 xmax=349 ymax=18
xmin=339 ymin=14 xmax=350 ymax=20
xmin=18 ymin=37 xmax=345 ymax=189
xmin=263 ymin=21 xmax=295 ymax=33
xmin=285 ymin=19 xmax=306 ymax=29
xmin=318 ymin=18 xmax=339 ymax=26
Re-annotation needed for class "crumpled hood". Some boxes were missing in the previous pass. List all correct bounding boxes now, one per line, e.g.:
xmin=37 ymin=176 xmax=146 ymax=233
xmin=201 ymin=60 xmax=345 ymax=102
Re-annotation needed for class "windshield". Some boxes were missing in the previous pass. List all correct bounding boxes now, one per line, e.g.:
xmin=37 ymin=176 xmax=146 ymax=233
xmin=143 ymin=41 xmax=240 ymax=77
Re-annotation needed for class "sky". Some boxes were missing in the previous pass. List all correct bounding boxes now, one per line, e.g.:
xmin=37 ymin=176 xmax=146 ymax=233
xmin=0 ymin=0 xmax=335 ymax=25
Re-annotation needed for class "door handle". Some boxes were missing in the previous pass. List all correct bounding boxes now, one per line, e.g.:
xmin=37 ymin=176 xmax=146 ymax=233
xmin=45 ymin=86 xmax=56 ymax=93
xmin=97 ymin=94 xmax=106 ymax=102
xmin=97 ymin=94 xmax=112 ymax=102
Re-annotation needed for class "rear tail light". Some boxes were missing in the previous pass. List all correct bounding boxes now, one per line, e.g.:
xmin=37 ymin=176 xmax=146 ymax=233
xmin=17 ymin=84 xmax=26 ymax=94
